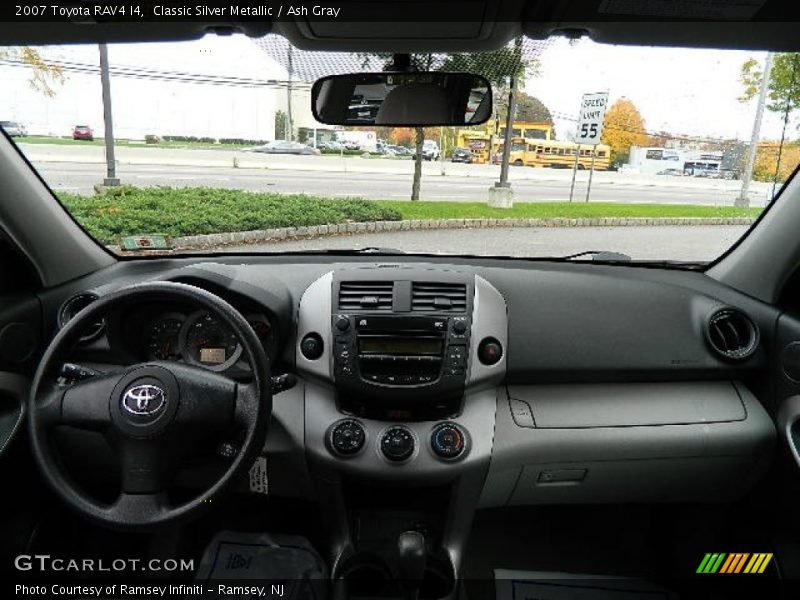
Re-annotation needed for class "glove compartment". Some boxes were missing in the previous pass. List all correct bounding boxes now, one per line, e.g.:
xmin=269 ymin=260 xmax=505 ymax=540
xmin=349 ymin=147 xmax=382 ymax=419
xmin=479 ymin=382 xmax=775 ymax=507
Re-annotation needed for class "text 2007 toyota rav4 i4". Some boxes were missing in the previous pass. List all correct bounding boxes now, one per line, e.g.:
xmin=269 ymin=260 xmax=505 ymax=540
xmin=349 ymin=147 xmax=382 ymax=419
xmin=2 ymin=2 xmax=800 ymax=600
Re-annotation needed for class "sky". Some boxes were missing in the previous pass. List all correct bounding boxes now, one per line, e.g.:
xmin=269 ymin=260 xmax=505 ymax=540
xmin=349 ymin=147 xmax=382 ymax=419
xmin=531 ymin=37 xmax=792 ymax=143
xmin=2 ymin=34 xmax=794 ymax=144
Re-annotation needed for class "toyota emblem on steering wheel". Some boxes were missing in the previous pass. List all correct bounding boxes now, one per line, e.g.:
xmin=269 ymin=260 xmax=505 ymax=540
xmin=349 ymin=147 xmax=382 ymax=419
xmin=122 ymin=384 xmax=167 ymax=416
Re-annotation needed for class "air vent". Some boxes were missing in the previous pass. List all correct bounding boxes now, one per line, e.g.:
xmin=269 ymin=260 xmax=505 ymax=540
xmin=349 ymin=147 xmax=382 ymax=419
xmin=706 ymin=309 xmax=758 ymax=360
xmin=58 ymin=292 xmax=105 ymax=342
xmin=411 ymin=282 xmax=468 ymax=312
xmin=338 ymin=281 xmax=394 ymax=311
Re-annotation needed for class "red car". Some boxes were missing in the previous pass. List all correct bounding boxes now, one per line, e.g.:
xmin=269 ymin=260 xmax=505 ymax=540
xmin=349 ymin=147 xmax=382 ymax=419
xmin=72 ymin=125 xmax=93 ymax=141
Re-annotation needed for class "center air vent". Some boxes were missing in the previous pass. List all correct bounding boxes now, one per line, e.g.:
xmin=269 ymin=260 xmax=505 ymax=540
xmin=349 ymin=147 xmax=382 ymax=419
xmin=338 ymin=281 xmax=394 ymax=311
xmin=706 ymin=308 xmax=758 ymax=360
xmin=411 ymin=282 xmax=467 ymax=312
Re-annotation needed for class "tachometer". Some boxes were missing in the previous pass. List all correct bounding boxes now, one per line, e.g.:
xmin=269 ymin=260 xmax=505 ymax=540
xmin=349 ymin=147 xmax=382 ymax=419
xmin=146 ymin=313 xmax=184 ymax=360
xmin=180 ymin=310 xmax=242 ymax=371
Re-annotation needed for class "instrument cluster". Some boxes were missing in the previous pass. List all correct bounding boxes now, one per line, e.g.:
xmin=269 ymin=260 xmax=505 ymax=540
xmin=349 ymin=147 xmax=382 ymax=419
xmin=143 ymin=310 xmax=275 ymax=372
xmin=109 ymin=302 xmax=278 ymax=373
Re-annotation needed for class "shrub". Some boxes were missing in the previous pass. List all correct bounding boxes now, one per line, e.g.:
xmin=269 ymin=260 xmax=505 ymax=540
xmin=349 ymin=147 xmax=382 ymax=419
xmin=58 ymin=186 xmax=402 ymax=244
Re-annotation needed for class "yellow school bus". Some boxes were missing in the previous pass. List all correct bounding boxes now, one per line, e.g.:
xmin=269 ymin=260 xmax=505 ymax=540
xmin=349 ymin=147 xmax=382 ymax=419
xmin=498 ymin=138 xmax=611 ymax=170
xmin=456 ymin=121 xmax=553 ymax=164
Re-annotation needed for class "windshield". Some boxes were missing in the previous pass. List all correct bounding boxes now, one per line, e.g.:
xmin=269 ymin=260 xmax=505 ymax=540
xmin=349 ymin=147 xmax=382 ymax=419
xmin=2 ymin=36 xmax=797 ymax=262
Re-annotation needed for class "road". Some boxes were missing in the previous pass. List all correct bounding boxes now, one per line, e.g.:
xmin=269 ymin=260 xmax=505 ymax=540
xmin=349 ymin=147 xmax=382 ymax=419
xmin=213 ymin=225 xmax=750 ymax=262
xmin=35 ymin=161 xmax=772 ymax=206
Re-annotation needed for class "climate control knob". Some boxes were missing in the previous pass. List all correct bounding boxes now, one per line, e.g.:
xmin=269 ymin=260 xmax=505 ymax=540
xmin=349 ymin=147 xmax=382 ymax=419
xmin=431 ymin=423 xmax=466 ymax=459
xmin=380 ymin=426 xmax=415 ymax=462
xmin=329 ymin=420 xmax=366 ymax=456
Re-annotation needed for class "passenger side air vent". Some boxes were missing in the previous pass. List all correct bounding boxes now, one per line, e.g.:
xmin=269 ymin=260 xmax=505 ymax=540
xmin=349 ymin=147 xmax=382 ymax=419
xmin=411 ymin=282 xmax=467 ymax=312
xmin=338 ymin=281 xmax=394 ymax=311
xmin=58 ymin=292 xmax=105 ymax=342
xmin=706 ymin=309 xmax=759 ymax=360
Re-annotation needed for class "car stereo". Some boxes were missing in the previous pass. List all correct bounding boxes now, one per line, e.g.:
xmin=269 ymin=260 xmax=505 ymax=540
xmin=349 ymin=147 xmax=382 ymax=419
xmin=332 ymin=313 xmax=470 ymax=402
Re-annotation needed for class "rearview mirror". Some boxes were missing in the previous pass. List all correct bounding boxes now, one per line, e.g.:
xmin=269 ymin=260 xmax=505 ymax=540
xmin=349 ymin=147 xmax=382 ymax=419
xmin=311 ymin=72 xmax=493 ymax=127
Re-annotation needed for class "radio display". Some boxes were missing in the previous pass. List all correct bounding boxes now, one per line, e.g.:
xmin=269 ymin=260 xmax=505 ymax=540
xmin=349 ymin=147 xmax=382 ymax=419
xmin=359 ymin=336 xmax=442 ymax=355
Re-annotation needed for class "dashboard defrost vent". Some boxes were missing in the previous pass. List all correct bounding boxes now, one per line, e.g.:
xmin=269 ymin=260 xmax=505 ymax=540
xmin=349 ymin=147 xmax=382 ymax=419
xmin=411 ymin=282 xmax=467 ymax=312
xmin=707 ymin=309 xmax=759 ymax=360
xmin=338 ymin=281 xmax=394 ymax=311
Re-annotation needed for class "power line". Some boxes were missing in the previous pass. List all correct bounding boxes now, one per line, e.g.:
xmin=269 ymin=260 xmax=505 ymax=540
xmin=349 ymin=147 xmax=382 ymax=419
xmin=0 ymin=57 xmax=300 ymax=89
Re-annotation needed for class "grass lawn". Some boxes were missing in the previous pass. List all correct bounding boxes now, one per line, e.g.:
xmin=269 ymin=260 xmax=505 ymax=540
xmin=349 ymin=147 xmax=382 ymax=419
xmin=381 ymin=201 xmax=762 ymax=221
xmin=56 ymin=186 xmax=762 ymax=245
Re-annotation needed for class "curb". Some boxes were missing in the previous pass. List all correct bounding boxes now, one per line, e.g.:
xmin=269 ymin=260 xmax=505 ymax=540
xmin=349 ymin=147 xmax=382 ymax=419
xmin=109 ymin=216 xmax=756 ymax=253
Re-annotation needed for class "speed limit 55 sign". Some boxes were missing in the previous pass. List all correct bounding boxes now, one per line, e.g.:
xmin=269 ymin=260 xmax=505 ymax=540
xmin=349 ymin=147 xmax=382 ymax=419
xmin=576 ymin=92 xmax=609 ymax=145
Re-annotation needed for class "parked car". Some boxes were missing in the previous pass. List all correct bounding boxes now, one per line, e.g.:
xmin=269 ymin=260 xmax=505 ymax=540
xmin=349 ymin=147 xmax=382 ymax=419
xmin=72 ymin=125 xmax=94 ymax=141
xmin=413 ymin=139 xmax=441 ymax=161
xmin=451 ymin=147 xmax=474 ymax=163
xmin=389 ymin=145 xmax=413 ymax=156
xmin=657 ymin=168 xmax=684 ymax=176
xmin=317 ymin=141 xmax=344 ymax=151
xmin=246 ymin=141 xmax=321 ymax=155
xmin=0 ymin=121 xmax=26 ymax=137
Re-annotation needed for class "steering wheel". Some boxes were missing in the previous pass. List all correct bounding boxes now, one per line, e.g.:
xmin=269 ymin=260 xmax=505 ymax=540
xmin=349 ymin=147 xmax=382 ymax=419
xmin=28 ymin=282 xmax=271 ymax=530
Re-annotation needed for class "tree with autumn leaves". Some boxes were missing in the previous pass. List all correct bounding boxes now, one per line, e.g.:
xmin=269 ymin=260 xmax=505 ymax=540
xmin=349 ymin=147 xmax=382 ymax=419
xmin=601 ymin=98 xmax=649 ymax=166
xmin=0 ymin=47 xmax=63 ymax=97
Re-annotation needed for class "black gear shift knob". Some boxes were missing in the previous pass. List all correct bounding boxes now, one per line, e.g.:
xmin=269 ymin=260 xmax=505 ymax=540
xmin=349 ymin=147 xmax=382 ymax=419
xmin=397 ymin=531 xmax=426 ymax=600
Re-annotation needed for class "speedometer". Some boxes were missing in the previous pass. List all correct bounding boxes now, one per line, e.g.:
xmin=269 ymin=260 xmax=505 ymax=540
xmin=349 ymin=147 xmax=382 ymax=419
xmin=146 ymin=313 xmax=184 ymax=360
xmin=179 ymin=310 xmax=242 ymax=371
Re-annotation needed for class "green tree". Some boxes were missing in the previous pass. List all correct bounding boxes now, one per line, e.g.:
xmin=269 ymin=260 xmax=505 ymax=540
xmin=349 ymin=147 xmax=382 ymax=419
xmin=360 ymin=43 xmax=537 ymax=200
xmin=274 ymin=110 xmax=288 ymax=140
xmin=497 ymin=92 xmax=552 ymax=123
xmin=740 ymin=53 xmax=800 ymax=113
xmin=0 ymin=47 xmax=64 ymax=97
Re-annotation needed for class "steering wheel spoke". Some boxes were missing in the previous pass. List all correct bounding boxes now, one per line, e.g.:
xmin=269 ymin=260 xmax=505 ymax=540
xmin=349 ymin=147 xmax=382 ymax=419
xmin=234 ymin=381 xmax=260 ymax=429
xmin=109 ymin=491 xmax=170 ymax=522
xmin=117 ymin=436 xmax=173 ymax=494
xmin=60 ymin=371 xmax=121 ymax=431
xmin=168 ymin=362 xmax=237 ymax=435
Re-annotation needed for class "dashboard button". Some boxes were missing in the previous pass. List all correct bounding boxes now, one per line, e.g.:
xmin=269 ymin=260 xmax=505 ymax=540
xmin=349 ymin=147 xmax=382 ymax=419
xmin=431 ymin=423 xmax=466 ymax=459
xmin=329 ymin=420 xmax=366 ymax=456
xmin=452 ymin=320 xmax=468 ymax=335
xmin=335 ymin=316 xmax=351 ymax=331
xmin=300 ymin=333 xmax=324 ymax=360
xmin=380 ymin=426 xmax=415 ymax=462
xmin=478 ymin=337 xmax=503 ymax=365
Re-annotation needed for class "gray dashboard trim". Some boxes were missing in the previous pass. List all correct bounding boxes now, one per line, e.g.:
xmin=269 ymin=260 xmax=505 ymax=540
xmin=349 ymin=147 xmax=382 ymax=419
xmin=508 ymin=381 xmax=747 ymax=428
xmin=296 ymin=271 xmax=334 ymax=382
xmin=467 ymin=275 xmax=508 ymax=389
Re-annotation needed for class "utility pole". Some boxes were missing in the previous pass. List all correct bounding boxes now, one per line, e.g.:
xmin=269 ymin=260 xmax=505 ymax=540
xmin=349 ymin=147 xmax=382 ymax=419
xmin=98 ymin=43 xmax=119 ymax=187
xmin=488 ymin=76 xmax=516 ymax=208
xmin=737 ymin=52 xmax=773 ymax=207
xmin=286 ymin=44 xmax=293 ymax=142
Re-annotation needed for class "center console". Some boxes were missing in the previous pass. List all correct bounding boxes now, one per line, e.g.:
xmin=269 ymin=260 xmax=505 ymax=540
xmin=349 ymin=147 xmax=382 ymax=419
xmin=295 ymin=267 xmax=508 ymax=597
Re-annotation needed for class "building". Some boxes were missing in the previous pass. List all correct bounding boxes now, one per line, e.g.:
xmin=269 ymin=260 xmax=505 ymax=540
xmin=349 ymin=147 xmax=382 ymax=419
xmin=627 ymin=146 xmax=726 ymax=175
xmin=0 ymin=35 xmax=331 ymax=142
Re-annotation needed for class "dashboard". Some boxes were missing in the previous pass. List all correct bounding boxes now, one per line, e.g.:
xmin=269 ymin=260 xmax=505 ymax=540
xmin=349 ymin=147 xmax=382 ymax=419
xmin=26 ymin=255 xmax=787 ymax=581
xmin=41 ymin=258 xmax=778 ymax=508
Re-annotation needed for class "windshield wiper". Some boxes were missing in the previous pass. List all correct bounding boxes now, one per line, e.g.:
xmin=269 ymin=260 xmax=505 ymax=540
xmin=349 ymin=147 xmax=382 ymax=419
xmin=562 ymin=250 xmax=632 ymax=262
xmin=277 ymin=247 xmax=406 ymax=256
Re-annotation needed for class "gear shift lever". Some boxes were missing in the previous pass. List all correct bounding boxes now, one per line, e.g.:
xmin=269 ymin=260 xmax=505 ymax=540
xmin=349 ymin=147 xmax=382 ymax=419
xmin=397 ymin=531 xmax=426 ymax=600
